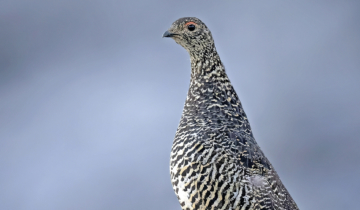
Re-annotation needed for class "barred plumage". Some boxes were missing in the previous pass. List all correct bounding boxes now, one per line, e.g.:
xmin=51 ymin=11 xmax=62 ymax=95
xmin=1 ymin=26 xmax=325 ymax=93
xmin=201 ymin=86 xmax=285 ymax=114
xmin=163 ymin=17 xmax=299 ymax=210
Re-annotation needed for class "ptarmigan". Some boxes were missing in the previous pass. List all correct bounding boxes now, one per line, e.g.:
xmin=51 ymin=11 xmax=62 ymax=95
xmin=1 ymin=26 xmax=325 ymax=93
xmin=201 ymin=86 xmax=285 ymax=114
xmin=163 ymin=17 xmax=299 ymax=210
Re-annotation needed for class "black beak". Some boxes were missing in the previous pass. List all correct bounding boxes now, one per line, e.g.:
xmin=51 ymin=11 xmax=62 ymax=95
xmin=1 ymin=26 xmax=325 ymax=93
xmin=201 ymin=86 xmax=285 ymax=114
xmin=163 ymin=30 xmax=177 ymax=38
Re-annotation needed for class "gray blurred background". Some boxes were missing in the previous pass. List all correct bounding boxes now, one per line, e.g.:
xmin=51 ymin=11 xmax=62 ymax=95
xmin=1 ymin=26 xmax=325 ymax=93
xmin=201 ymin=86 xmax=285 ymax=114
xmin=1 ymin=0 xmax=359 ymax=209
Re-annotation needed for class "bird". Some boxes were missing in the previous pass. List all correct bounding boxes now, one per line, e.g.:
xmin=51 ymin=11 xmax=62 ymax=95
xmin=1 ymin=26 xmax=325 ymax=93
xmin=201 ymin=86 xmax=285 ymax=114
xmin=163 ymin=17 xmax=299 ymax=210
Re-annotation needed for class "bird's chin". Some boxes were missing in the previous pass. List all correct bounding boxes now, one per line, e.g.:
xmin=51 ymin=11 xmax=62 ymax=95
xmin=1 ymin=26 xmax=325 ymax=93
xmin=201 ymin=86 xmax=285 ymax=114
xmin=170 ymin=35 xmax=181 ymax=41
xmin=175 ymin=38 xmax=185 ymax=45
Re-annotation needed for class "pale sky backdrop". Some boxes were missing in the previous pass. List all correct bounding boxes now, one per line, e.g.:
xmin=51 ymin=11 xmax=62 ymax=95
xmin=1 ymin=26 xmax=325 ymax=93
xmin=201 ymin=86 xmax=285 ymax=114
xmin=1 ymin=1 xmax=359 ymax=209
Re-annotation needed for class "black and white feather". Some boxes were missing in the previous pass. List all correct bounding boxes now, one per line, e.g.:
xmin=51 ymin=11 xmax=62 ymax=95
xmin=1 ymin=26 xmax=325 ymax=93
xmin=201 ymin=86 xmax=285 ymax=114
xmin=164 ymin=17 xmax=299 ymax=210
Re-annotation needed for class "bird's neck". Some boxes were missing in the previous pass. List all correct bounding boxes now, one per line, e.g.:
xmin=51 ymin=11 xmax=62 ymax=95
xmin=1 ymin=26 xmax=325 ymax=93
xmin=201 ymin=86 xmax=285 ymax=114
xmin=187 ymin=48 xmax=233 ymax=115
xmin=181 ymin=50 xmax=253 ymax=137
xmin=189 ymin=48 xmax=228 ymax=81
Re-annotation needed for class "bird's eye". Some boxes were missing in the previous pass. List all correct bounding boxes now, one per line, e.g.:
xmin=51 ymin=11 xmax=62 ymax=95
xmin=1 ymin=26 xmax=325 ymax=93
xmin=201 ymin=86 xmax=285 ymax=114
xmin=187 ymin=24 xmax=196 ymax=31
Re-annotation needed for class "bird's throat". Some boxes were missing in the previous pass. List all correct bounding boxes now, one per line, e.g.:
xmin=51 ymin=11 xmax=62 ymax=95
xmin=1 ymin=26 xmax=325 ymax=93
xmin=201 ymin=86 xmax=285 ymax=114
xmin=189 ymin=52 xmax=227 ymax=81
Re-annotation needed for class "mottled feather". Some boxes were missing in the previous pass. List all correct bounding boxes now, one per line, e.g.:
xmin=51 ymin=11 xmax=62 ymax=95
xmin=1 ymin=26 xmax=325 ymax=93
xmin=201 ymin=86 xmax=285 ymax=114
xmin=164 ymin=17 xmax=299 ymax=210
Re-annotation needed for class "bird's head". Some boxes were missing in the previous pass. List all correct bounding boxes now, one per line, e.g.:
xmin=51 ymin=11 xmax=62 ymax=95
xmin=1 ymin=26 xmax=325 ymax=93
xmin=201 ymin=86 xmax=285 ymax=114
xmin=163 ymin=17 xmax=215 ymax=56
